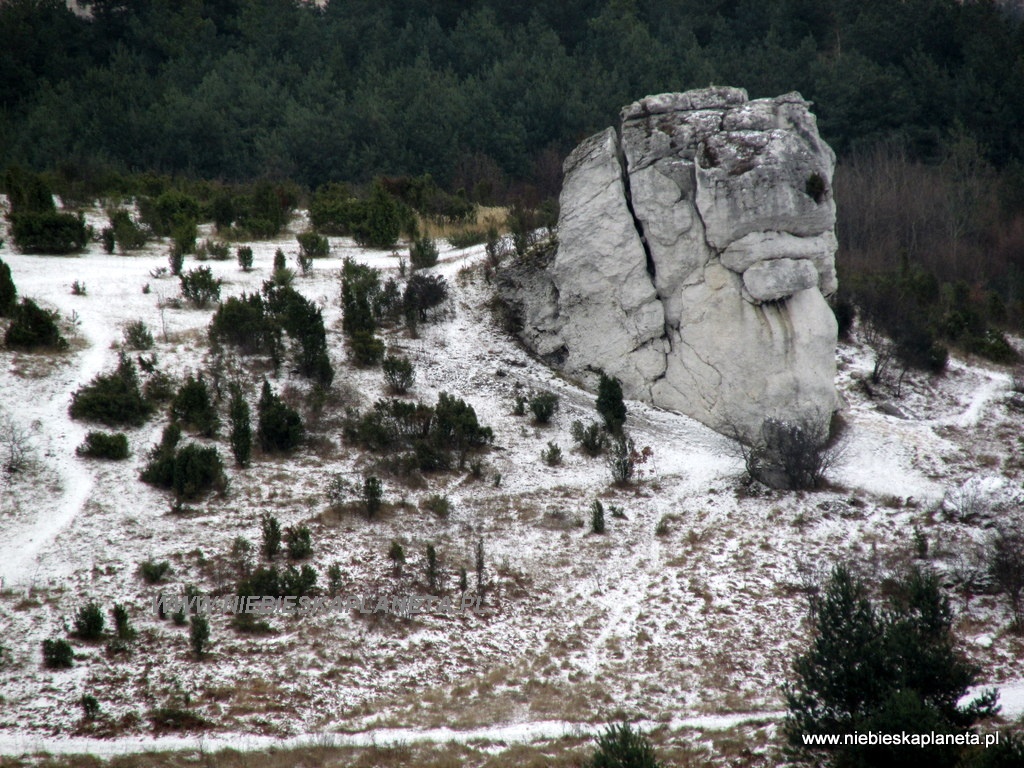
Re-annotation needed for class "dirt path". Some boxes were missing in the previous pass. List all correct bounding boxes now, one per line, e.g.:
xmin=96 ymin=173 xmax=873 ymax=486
xmin=0 ymin=307 xmax=110 ymax=584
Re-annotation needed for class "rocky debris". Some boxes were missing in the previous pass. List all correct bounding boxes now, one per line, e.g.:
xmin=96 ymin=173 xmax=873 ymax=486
xmin=497 ymin=87 xmax=839 ymax=442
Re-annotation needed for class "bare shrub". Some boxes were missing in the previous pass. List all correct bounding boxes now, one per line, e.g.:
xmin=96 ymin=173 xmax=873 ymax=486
xmin=0 ymin=412 xmax=33 ymax=473
xmin=739 ymin=417 xmax=845 ymax=490
xmin=987 ymin=518 xmax=1024 ymax=632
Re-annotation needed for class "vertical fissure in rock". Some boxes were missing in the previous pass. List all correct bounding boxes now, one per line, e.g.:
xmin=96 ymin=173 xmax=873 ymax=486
xmin=614 ymin=126 xmax=657 ymax=281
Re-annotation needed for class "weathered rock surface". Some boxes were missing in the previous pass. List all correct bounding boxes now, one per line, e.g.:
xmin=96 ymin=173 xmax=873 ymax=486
xmin=497 ymin=87 xmax=839 ymax=442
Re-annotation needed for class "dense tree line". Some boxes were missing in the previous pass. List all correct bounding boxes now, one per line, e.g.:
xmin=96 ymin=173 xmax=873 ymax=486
xmin=1 ymin=0 xmax=1023 ymax=200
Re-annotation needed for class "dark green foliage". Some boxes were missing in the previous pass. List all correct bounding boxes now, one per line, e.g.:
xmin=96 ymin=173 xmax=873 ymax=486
xmin=588 ymin=722 xmax=661 ymax=768
xmin=139 ymin=423 xmax=181 ymax=488
xmin=309 ymin=183 xmax=360 ymax=234
xmin=180 ymin=266 xmax=222 ymax=308
xmin=433 ymin=392 xmax=493 ymax=469
xmin=426 ymin=543 xmax=438 ymax=592
xmin=382 ymin=353 xmax=415 ymax=393
xmin=262 ymin=284 xmax=333 ymax=385
xmin=260 ymin=513 xmax=281 ymax=560
xmin=409 ymin=235 xmax=439 ymax=270
xmin=228 ymin=383 xmax=252 ymax=467
xmin=237 ymin=245 xmax=253 ymax=271
xmin=80 ymin=695 xmax=100 ymax=720
xmin=541 ymin=441 xmax=562 ymax=466
xmin=785 ymin=565 xmax=997 ymax=768
xmin=344 ymin=394 xmax=491 ymax=472
xmin=101 ymin=226 xmax=115 ymax=253
xmin=606 ymin=433 xmax=636 ymax=485
xmin=168 ymin=244 xmax=184 ymax=276
xmin=69 ymin=353 xmax=152 ymax=426
xmin=5 ymin=167 xmax=55 ymax=214
xmin=257 ymin=381 xmax=303 ymax=452
xmin=196 ymin=238 xmax=230 ymax=261
xmin=42 ymin=638 xmax=73 ymax=669
xmin=530 ymin=391 xmax=558 ymax=424
xmin=170 ymin=443 xmax=225 ymax=499
xmin=591 ymin=500 xmax=605 ymax=534
xmin=285 ymin=525 xmax=312 ymax=560
xmin=170 ymin=375 xmax=219 ymax=437
xmin=139 ymin=426 xmax=225 ymax=499
xmin=123 ymin=320 xmax=154 ymax=350
xmin=597 ymin=374 xmax=626 ymax=433
xmin=189 ymin=615 xmax=210 ymax=660
xmin=960 ymin=730 xmax=1024 ymax=768
xmin=0 ymin=258 xmax=17 ymax=316
xmin=423 ymin=493 xmax=451 ymax=518
xmin=138 ymin=559 xmax=172 ymax=584
xmin=111 ymin=603 xmax=135 ymax=641
xmin=76 ymin=431 xmax=129 ymax=460
xmin=352 ymin=181 xmax=402 ymax=249
xmin=571 ymin=420 xmax=607 ymax=456
xmin=388 ymin=540 xmax=405 ymax=571
xmin=4 ymin=298 xmax=67 ymax=350
xmin=349 ymin=329 xmax=385 ymax=367
xmin=9 ymin=210 xmax=88 ymax=254
xmin=297 ymin=231 xmax=329 ymax=259
xmin=341 ymin=257 xmax=381 ymax=336
xmin=171 ymin=219 xmax=197 ymax=255
xmin=273 ymin=249 xmax=286 ymax=272
xmin=403 ymin=273 xmax=448 ymax=321
xmin=74 ymin=602 xmax=105 ymax=640
xmin=138 ymin=190 xmax=200 ymax=237
xmin=363 ymin=475 xmax=383 ymax=519
xmin=208 ymin=292 xmax=281 ymax=358
xmin=987 ymin=521 xmax=1024 ymax=632
xmin=70 ymin=280 xmax=86 ymax=296
xmin=107 ymin=209 xmax=148 ymax=251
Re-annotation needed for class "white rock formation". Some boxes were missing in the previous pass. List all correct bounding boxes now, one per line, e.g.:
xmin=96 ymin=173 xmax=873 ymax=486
xmin=498 ymin=87 xmax=839 ymax=442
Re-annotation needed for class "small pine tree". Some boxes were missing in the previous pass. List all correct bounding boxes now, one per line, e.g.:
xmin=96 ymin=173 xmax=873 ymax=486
xmin=591 ymin=500 xmax=606 ymax=534
xmin=409 ymin=235 xmax=439 ymax=270
xmin=237 ymin=246 xmax=254 ymax=271
xmin=42 ymin=638 xmax=74 ymax=669
xmin=4 ymin=298 xmax=67 ymax=350
xmin=80 ymin=694 xmax=100 ymax=720
xmin=597 ymin=374 xmax=627 ymax=433
xmin=273 ymin=248 xmax=286 ymax=271
xmin=426 ymin=543 xmax=439 ymax=593
xmin=190 ymin=614 xmax=210 ymax=660
xmin=228 ymin=383 xmax=252 ymax=467
xmin=170 ymin=374 xmax=219 ymax=437
xmin=363 ymin=475 xmax=383 ymax=519
xmin=388 ymin=540 xmax=405 ymax=574
xmin=285 ymin=525 xmax=312 ymax=560
xmin=475 ymin=539 xmax=485 ymax=594
xmin=111 ymin=603 xmax=135 ymax=641
xmin=257 ymin=380 xmax=303 ymax=452
xmin=0 ymin=257 xmax=17 ymax=317
xmin=260 ymin=513 xmax=281 ymax=560
xmin=382 ymin=354 xmax=415 ymax=393
xmin=74 ymin=602 xmax=105 ymax=640
xmin=589 ymin=722 xmax=662 ymax=768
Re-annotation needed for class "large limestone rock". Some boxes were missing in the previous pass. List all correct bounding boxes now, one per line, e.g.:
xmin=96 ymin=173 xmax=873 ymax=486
xmin=498 ymin=87 xmax=839 ymax=442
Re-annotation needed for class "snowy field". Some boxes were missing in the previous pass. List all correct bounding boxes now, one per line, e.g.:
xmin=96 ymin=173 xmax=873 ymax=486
xmin=0 ymin=203 xmax=1022 ymax=761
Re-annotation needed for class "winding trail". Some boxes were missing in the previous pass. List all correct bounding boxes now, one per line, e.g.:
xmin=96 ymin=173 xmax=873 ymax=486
xmin=0 ymin=712 xmax=784 ymax=758
xmin=0 ymin=308 xmax=110 ymax=584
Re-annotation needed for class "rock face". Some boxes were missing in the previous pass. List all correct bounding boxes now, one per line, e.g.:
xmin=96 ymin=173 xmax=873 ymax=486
xmin=498 ymin=87 xmax=839 ymax=442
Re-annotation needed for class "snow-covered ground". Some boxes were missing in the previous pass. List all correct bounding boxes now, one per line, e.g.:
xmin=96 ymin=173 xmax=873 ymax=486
xmin=0 ymin=205 xmax=1022 ymax=760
